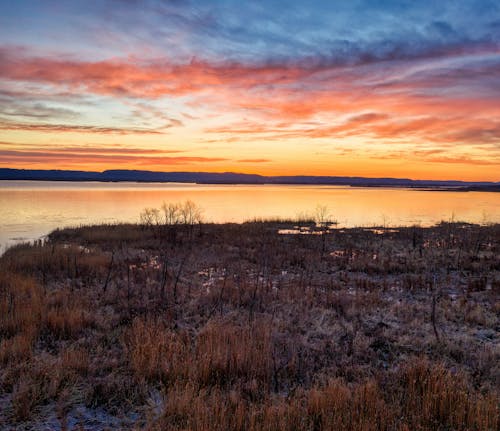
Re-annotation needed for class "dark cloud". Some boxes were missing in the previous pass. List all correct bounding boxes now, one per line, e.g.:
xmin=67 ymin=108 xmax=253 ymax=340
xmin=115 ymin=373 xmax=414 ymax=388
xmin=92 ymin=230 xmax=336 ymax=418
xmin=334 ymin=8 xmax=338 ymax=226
xmin=90 ymin=0 xmax=500 ymax=66
xmin=0 ymin=101 xmax=79 ymax=120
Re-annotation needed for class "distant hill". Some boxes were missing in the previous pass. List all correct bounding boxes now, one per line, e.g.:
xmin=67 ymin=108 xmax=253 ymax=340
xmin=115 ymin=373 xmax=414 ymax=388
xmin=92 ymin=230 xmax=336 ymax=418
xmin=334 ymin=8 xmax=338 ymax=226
xmin=0 ymin=168 xmax=498 ymax=189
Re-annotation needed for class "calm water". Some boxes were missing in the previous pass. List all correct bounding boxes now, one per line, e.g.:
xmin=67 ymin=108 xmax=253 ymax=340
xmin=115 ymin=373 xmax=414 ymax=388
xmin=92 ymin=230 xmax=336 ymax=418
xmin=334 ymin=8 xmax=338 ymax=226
xmin=1 ymin=181 xmax=499 ymax=251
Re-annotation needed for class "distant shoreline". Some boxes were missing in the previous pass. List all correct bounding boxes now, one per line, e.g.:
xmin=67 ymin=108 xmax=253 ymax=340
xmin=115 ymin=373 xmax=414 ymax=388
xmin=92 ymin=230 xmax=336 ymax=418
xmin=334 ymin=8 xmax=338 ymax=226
xmin=1 ymin=168 xmax=499 ymax=191
xmin=350 ymin=184 xmax=500 ymax=192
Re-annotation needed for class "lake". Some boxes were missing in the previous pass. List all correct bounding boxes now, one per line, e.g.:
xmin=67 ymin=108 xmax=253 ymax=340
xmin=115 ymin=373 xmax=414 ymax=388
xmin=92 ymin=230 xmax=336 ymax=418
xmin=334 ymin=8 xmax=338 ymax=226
xmin=1 ymin=180 xmax=499 ymax=252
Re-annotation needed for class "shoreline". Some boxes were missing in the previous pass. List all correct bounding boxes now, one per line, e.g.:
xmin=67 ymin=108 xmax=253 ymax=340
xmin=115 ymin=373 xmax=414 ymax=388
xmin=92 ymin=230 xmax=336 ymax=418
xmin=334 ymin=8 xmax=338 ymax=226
xmin=1 ymin=168 xmax=498 ymax=190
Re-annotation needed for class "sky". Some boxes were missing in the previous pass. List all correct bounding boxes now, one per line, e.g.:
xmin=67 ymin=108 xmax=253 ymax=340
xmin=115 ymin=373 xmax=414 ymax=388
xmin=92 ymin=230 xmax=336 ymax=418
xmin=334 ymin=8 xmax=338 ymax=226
xmin=0 ymin=0 xmax=499 ymax=180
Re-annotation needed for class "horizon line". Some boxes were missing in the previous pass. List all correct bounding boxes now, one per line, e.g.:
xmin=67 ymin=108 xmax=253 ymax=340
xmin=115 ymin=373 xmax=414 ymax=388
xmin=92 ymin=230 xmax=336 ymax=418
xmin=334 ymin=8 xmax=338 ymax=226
xmin=1 ymin=167 xmax=499 ymax=185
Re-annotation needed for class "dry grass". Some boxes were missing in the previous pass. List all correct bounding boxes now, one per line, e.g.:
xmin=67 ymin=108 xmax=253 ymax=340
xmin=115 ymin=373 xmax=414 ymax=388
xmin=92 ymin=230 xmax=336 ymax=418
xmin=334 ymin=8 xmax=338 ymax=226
xmin=45 ymin=291 xmax=95 ymax=340
xmin=0 ymin=221 xmax=498 ymax=430
xmin=397 ymin=359 xmax=498 ymax=430
xmin=194 ymin=320 xmax=273 ymax=389
xmin=0 ymin=271 xmax=43 ymax=365
xmin=145 ymin=359 xmax=497 ymax=431
xmin=123 ymin=318 xmax=190 ymax=384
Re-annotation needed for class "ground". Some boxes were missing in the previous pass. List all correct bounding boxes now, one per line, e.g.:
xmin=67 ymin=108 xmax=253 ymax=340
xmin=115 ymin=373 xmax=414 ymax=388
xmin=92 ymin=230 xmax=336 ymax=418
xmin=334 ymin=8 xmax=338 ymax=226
xmin=0 ymin=220 xmax=498 ymax=430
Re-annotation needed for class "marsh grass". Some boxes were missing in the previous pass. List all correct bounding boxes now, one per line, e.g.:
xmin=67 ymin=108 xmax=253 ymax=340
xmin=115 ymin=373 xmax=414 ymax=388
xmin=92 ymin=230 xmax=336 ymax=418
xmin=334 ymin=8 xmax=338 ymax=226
xmin=0 ymin=221 xmax=498 ymax=429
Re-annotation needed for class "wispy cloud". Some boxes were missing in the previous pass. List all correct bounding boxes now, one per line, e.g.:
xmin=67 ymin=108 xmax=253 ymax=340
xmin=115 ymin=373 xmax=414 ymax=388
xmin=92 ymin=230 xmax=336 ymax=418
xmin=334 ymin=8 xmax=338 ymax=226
xmin=0 ymin=120 xmax=164 ymax=135
xmin=0 ymin=141 xmax=185 ymax=155
xmin=236 ymin=158 xmax=272 ymax=163
xmin=2 ymin=44 xmax=499 ymax=166
xmin=0 ymin=148 xmax=228 ymax=165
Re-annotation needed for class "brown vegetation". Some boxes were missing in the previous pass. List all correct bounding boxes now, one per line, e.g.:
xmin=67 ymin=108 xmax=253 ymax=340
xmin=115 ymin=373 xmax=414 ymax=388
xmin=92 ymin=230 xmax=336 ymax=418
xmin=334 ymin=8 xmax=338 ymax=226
xmin=0 ymin=217 xmax=498 ymax=430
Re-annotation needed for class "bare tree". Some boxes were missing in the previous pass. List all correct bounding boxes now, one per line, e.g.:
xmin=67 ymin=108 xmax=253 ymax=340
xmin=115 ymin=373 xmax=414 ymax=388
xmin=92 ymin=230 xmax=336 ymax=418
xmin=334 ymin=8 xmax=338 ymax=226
xmin=180 ymin=200 xmax=203 ymax=240
xmin=314 ymin=204 xmax=334 ymax=253
xmin=161 ymin=202 xmax=181 ymax=225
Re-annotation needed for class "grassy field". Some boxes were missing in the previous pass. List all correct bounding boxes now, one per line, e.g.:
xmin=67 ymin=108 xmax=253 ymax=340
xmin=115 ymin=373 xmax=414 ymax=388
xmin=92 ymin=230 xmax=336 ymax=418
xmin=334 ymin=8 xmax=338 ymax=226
xmin=0 ymin=218 xmax=498 ymax=430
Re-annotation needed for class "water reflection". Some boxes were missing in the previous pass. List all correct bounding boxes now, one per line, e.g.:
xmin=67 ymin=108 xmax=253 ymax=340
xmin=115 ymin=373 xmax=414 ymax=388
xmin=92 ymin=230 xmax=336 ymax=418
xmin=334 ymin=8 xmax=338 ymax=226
xmin=1 ymin=181 xmax=499 ymax=251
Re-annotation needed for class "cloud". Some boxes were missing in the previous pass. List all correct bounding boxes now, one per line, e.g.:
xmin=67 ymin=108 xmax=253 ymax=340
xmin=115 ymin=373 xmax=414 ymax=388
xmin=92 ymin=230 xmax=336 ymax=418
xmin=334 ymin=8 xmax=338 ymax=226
xmin=236 ymin=158 xmax=272 ymax=163
xmin=68 ymin=0 xmax=500 ymax=66
xmin=205 ymin=112 xmax=500 ymax=155
xmin=375 ymin=149 xmax=499 ymax=166
xmin=0 ymin=101 xmax=78 ymax=121
xmin=0 ymin=141 xmax=185 ymax=155
xmin=0 ymin=148 xmax=227 ymax=165
xmin=0 ymin=46 xmax=323 ymax=99
xmin=423 ymin=156 xmax=499 ymax=165
xmin=0 ymin=120 xmax=164 ymax=134
xmin=2 ymin=42 xmax=498 ymax=101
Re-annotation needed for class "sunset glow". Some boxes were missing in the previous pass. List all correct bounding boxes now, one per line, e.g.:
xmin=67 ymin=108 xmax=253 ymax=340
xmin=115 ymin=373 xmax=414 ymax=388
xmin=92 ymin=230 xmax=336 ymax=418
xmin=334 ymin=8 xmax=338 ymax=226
xmin=1 ymin=1 xmax=499 ymax=180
